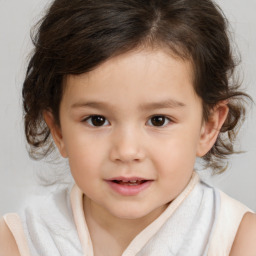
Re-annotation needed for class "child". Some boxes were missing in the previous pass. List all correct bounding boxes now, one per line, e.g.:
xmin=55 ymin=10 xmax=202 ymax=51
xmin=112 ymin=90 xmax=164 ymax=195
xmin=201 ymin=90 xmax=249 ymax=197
xmin=1 ymin=0 xmax=256 ymax=255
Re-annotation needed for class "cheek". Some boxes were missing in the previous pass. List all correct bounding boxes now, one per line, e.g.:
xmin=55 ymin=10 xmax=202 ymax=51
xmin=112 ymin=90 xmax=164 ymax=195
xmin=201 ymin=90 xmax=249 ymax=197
xmin=160 ymin=129 xmax=200 ymax=155
xmin=65 ymin=137 xmax=107 ymax=180
xmin=68 ymin=150 xmax=103 ymax=193
xmin=151 ymin=131 xmax=200 ymax=172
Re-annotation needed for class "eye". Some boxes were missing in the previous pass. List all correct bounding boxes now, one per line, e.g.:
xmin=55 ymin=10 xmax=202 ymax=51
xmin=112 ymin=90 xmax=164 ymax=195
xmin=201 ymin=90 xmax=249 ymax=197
xmin=83 ymin=115 xmax=110 ymax=127
xmin=147 ymin=115 xmax=171 ymax=127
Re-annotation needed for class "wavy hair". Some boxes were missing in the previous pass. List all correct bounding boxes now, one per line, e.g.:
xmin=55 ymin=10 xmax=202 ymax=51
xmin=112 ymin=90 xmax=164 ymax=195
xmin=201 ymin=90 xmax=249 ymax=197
xmin=23 ymin=0 xmax=251 ymax=172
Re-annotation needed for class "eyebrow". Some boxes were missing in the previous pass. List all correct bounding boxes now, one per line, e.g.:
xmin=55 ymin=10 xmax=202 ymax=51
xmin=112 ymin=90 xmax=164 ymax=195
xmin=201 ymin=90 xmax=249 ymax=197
xmin=71 ymin=101 xmax=111 ymax=109
xmin=139 ymin=99 xmax=186 ymax=111
xmin=71 ymin=99 xmax=186 ymax=110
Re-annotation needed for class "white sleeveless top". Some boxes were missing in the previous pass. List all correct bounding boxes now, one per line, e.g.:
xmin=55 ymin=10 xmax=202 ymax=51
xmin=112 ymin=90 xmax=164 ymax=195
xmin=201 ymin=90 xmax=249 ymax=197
xmin=3 ymin=172 xmax=252 ymax=256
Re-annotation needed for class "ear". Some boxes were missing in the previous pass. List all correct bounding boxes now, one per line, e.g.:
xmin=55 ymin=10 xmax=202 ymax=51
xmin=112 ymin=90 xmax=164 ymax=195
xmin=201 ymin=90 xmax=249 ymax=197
xmin=43 ymin=111 xmax=68 ymax=158
xmin=197 ymin=101 xmax=229 ymax=157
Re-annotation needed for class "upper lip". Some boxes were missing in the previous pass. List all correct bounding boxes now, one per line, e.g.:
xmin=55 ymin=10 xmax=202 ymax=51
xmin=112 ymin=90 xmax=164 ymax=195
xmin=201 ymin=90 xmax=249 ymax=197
xmin=106 ymin=177 xmax=152 ymax=182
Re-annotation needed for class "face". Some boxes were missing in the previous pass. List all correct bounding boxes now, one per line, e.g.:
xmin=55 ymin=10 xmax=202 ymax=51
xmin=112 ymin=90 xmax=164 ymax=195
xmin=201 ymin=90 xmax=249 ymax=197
xmin=48 ymin=49 xmax=224 ymax=222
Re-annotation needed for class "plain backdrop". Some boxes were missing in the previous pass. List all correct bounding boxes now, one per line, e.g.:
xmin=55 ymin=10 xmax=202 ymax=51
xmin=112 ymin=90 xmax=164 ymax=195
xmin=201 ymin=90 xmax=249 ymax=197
xmin=0 ymin=0 xmax=256 ymax=215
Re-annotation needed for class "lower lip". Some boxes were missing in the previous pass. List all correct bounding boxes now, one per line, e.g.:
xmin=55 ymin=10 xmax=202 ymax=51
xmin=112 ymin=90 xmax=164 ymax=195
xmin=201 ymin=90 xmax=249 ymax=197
xmin=106 ymin=181 xmax=153 ymax=196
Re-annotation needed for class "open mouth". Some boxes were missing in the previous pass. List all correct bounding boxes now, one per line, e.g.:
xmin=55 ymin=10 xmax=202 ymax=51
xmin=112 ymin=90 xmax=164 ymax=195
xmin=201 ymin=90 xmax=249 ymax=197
xmin=106 ymin=177 xmax=153 ymax=196
xmin=112 ymin=180 xmax=148 ymax=186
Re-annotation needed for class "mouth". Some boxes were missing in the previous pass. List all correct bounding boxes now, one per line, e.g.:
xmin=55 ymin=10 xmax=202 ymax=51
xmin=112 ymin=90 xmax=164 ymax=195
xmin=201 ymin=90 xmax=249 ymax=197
xmin=111 ymin=179 xmax=148 ymax=186
xmin=106 ymin=177 xmax=153 ymax=196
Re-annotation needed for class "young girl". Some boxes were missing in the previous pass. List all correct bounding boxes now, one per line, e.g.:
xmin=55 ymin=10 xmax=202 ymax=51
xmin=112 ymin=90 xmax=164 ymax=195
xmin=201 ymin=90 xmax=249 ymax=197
xmin=1 ymin=0 xmax=256 ymax=255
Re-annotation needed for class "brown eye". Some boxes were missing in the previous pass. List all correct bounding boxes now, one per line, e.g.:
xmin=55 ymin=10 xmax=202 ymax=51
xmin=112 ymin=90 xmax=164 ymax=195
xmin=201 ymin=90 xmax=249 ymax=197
xmin=148 ymin=116 xmax=170 ymax=127
xmin=85 ymin=115 xmax=109 ymax=127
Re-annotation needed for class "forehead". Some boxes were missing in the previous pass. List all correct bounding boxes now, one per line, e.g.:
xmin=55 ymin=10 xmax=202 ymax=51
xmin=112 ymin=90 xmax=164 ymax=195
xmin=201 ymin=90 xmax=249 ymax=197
xmin=62 ymin=49 xmax=198 ymax=107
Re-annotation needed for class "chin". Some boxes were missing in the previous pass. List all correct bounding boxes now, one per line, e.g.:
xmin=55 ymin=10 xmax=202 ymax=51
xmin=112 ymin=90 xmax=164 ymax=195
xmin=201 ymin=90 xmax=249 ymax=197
xmin=110 ymin=207 xmax=154 ymax=220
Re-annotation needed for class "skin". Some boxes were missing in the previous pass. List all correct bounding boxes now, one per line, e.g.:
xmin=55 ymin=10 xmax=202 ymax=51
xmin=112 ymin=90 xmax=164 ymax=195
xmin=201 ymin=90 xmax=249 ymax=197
xmin=0 ymin=217 xmax=20 ymax=256
xmin=43 ymin=49 xmax=256 ymax=255
xmin=230 ymin=212 xmax=256 ymax=255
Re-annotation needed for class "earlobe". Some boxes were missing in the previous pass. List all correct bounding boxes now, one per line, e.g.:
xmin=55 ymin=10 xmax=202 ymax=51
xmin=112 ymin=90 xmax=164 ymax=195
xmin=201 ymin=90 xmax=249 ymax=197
xmin=197 ymin=102 xmax=229 ymax=157
xmin=43 ymin=111 xmax=68 ymax=158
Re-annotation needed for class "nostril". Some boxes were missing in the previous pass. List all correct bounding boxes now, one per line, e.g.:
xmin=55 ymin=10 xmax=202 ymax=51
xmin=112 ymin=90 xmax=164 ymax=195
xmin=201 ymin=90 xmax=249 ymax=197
xmin=109 ymin=146 xmax=145 ymax=163
xmin=109 ymin=134 xmax=146 ymax=163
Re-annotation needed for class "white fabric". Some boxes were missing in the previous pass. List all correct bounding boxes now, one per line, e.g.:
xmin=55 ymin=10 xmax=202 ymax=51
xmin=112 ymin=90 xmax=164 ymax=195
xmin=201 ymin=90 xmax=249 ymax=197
xmin=3 ymin=172 xmax=252 ymax=256
xmin=207 ymin=191 xmax=252 ymax=255
xmin=73 ymin=172 xmax=199 ymax=255
xmin=126 ymin=182 xmax=218 ymax=256
xmin=70 ymin=185 xmax=94 ymax=256
xmin=18 ymin=185 xmax=84 ymax=256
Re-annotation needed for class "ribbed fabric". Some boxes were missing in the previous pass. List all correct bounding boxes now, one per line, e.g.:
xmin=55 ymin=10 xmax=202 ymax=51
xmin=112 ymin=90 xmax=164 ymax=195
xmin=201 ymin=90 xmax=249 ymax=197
xmin=70 ymin=185 xmax=94 ymax=256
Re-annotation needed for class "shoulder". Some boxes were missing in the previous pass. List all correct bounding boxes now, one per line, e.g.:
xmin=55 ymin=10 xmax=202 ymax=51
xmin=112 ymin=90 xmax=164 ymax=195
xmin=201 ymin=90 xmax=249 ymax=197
xmin=0 ymin=216 xmax=20 ymax=256
xmin=207 ymin=188 xmax=254 ymax=255
xmin=230 ymin=212 xmax=256 ymax=255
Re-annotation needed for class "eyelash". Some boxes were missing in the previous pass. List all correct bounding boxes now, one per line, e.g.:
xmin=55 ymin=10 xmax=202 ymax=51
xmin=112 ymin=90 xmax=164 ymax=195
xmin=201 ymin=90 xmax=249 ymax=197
xmin=82 ymin=115 xmax=173 ymax=127
xmin=146 ymin=115 xmax=172 ymax=127
xmin=82 ymin=115 xmax=110 ymax=127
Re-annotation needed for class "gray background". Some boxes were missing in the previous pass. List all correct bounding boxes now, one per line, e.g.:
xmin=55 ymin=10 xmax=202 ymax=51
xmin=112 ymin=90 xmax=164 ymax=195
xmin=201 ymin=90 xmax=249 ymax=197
xmin=0 ymin=0 xmax=256 ymax=215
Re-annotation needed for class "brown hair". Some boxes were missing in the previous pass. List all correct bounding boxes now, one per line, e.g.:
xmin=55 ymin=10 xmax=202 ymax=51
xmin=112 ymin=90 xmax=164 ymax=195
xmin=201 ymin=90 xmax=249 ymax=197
xmin=23 ymin=0 xmax=250 ymax=172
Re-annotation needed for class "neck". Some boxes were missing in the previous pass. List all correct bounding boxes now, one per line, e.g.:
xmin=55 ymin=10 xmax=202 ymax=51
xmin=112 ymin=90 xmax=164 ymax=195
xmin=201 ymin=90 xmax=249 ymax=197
xmin=83 ymin=196 xmax=167 ymax=256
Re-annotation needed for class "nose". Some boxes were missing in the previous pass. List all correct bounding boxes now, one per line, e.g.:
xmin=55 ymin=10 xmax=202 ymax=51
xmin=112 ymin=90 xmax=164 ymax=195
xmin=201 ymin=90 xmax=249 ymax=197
xmin=109 ymin=127 xmax=146 ymax=163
